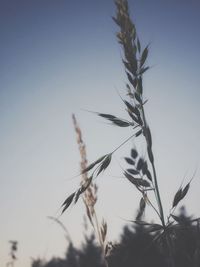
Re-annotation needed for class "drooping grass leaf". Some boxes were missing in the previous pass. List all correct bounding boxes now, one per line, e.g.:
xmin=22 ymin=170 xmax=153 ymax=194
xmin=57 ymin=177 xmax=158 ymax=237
xmin=126 ymin=83 xmax=131 ymax=91
xmin=74 ymin=176 xmax=93 ymax=203
xmin=82 ymin=155 xmax=107 ymax=174
xmin=132 ymin=78 xmax=137 ymax=88
xmin=137 ymin=158 xmax=144 ymax=171
xmin=145 ymin=169 xmax=152 ymax=181
xmin=123 ymin=60 xmax=133 ymax=74
xmin=139 ymin=66 xmax=150 ymax=75
xmin=98 ymin=112 xmax=131 ymax=127
xmin=137 ymin=38 xmax=141 ymax=53
xmin=97 ymin=154 xmax=112 ymax=176
xmin=131 ymin=148 xmax=138 ymax=159
xmin=112 ymin=118 xmax=130 ymax=127
xmin=182 ymin=182 xmax=190 ymax=199
xmin=135 ymin=129 xmax=143 ymax=137
xmin=124 ymin=172 xmax=150 ymax=187
xmin=137 ymin=116 xmax=143 ymax=126
xmin=138 ymin=179 xmax=151 ymax=187
xmin=172 ymin=188 xmax=183 ymax=208
xmin=130 ymin=26 xmax=136 ymax=41
xmin=112 ymin=16 xmax=120 ymax=26
xmin=98 ymin=113 xmax=116 ymax=120
xmin=128 ymin=112 xmax=140 ymax=124
xmin=124 ymin=101 xmax=140 ymax=117
xmin=79 ymin=176 xmax=93 ymax=194
xmin=137 ymin=77 xmax=143 ymax=95
xmin=124 ymin=157 xmax=135 ymax=165
xmin=127 ymin=111 xmax=138 ymax=125
xmin=172 ymin=182 xmax=190 ymax=208
xmin=134 ymin=92 xmax=142 ymax=103
xmin=141 ymin=161 xmax=148 ymax=175
xmin=127 ymin=168 xmax=139 ymax=175
xmin=123 ymin=100 xmax=142 ymax=125
xmin=126 ymin=72 xmax=135 ymax=86
xmin=140 ymin=45 xmax=148 ymax=67
xmin=61 ymin=192 xmax=76 ymax=214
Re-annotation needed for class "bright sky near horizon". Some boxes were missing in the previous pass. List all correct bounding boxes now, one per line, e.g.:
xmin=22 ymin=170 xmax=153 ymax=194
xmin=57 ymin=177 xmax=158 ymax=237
xmin=1 ymin=1 xmax=200 ymax=267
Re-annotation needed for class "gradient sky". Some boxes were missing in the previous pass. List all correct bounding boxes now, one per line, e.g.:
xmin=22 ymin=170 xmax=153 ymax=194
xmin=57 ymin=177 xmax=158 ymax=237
xmin=1 ymin=1 xmax=200 ymax=266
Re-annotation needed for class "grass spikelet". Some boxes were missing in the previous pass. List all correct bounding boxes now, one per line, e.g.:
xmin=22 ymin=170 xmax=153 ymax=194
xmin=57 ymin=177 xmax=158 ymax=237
xmin=72 ymin=114 xmax=109 ymax=267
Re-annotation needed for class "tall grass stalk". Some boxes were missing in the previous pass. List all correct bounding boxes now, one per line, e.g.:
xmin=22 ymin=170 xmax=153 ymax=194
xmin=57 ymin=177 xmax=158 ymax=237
xmin=72 ymin=114 xmax=108 ymax=267
xmin=61 ymin=1 xmax=199 ymax=266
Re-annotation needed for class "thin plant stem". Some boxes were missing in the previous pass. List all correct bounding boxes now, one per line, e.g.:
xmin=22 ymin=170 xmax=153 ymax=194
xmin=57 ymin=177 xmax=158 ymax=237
xmin=146 ymin=197 xmax=162 ymax=222
xmin=140 ymin=104 xmax=165 ymax=227
xmin=93 ymin=211 xmax=109 ymax=267
xmin=111 ymin=130 xmax=140 ymax=154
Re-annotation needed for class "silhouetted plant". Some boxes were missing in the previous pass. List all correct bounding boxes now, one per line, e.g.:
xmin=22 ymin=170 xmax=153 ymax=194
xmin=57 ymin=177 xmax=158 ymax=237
xmin=32 ymin=207 xmax=200 ymax=267
xmin=72 ymin=114 xmax=108 ymax=266
xmin=60 ymin=0 xmax=199 ymax=266
xmin=31 ymin=259 xmax=44 ymax=267
xmin=107 ymin=207 xmax=200 ymax=267
xmin=6 ymin=241 xmax=18 ymax=267
xmin=31 ymin=233 xmax=104 ymax=267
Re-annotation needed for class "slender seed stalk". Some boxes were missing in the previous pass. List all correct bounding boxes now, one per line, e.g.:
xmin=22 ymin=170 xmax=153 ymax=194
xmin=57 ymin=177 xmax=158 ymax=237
xmin=60 ymin=2 xmax=198 ymax=267
xmin=146 ymin=196 xmax=162 ymax=222
xmin=93 ymin=211 xmax=109 ymax=267
xmin=151 ymin=161 xmax=165 ymax=226
xmin=140 ymin=104 xmax=165 ymax=226
xmin=72 ymin=114 xmax=109 ymax=267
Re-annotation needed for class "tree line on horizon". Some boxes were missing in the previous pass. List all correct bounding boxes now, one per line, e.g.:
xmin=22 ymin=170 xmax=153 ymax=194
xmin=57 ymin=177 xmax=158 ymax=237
xmin=31 ymin=207 xmax=200 ymax=267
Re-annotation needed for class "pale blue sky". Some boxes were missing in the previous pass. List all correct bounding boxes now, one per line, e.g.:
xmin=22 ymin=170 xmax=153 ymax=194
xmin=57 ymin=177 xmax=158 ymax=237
xmin=1 ymin=1 xmax=200 ymax=266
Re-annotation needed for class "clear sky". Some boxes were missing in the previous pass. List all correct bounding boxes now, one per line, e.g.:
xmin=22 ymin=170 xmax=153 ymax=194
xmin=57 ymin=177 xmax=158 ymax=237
xmin=1 ymin=0 xmax=200 ymax=266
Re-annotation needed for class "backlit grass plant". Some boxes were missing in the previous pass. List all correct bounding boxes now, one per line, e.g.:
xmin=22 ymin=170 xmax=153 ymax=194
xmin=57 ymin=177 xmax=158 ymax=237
xmin=61 ymin=1 xmax=199 ymax=266
xmin=72 ymin=114 xmax=108 ymax=267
